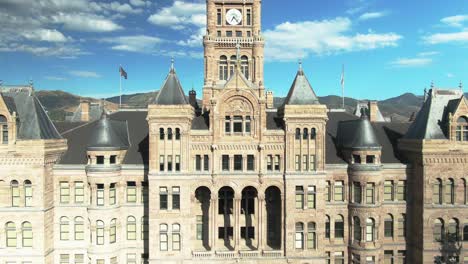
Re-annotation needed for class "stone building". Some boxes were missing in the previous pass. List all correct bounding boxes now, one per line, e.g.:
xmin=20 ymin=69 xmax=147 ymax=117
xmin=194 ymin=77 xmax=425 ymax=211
xmin=0 ymin=0 xmax=467 ymax=264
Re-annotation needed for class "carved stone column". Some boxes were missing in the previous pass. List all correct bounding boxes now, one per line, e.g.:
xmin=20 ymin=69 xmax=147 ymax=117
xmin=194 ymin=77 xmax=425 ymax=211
xmin=234 ymin=195 xmax=242 ymax=250
xmin=211 ymin=195 xmax=217 ymax=251
xmin=258 ymin=193 xmax=265 ymax=250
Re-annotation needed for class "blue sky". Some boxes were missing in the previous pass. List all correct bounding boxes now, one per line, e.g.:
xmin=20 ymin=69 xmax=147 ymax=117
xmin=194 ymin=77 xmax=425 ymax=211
xmin=0 ymin=0 xmax=467 ymax=100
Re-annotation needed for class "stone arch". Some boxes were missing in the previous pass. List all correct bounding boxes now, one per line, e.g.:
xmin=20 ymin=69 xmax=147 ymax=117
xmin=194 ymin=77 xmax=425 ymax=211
xmin=265 ymin=186 xmax=281 ymax=249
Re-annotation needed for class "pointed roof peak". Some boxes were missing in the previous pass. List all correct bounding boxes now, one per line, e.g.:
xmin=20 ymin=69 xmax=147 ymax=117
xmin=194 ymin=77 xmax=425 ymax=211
xmin=298 ymin=59 xmax=304 ymax=76
xmin=154 ymin=59 xmax=189 ymax=105
xmin=170 ymin=56 xmax=175 ymax=73
xmin=283 ymin=64 xmax=319 ymax=106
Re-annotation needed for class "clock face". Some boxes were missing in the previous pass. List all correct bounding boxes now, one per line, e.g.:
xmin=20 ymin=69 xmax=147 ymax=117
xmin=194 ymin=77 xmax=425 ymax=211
xmin=226 ymin=9 xmax=242 ymax=25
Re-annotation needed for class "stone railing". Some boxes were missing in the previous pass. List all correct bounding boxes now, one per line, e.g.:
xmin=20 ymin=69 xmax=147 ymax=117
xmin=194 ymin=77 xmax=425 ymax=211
xmin=192 ymin=251 xmax=213 ymax=259
xmin=262 ymin=250 xmax=283 ymax=258
xmin=215 ymin=251 xmax=236 ymax=258
xmin=192 ymin=249 xmax=282 ymax=259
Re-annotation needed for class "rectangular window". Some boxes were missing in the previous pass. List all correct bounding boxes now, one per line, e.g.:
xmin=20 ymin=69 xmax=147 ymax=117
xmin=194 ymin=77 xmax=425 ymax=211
xmin=334 ymin=251 xmax=344 ymax=264
xmin=397 ymin=251 xmax=406 ymax=264
xmin=75 ymin=181 xmax=84 ymax=204
xmin=274 ymin=155 xmax=280 ymax=171
xmin=217 ymin=30 xmax=221 ymax=37
xmin=398 ymin=214 xmax=406 ymax=238
xmin=307 ymin=186 xmax=316 ymax=209
xmin=175 ymin=155 xmax=180 ymax=172
xmin=366 ymin=155 xmax=375 ymax=164
xmin=236 ymin=31 xmax=242 ymax=37
xmin=246 ymin=9 xmax=251 ymax=25
xmin=172 ymin=232 xmax=181 ymax=251
xmin=222 ymin=155 xmax=230 ymax=171
xmin=60 ymin=182 xmax=70 ymax=204
xmin=234 ymin=155 xmax=243 ymax=171
xmin=240 ymin=226 xmax=255 ymax=239
xmin=2 ymin=124 xmax=8 ymax=143
xmin=75 ymin=254 xmax=84 ymax=264
xmin=110 ymin=155 xmax=117 ymax=164
xmin=160 ymin=187 xmax=168 ymax=210
xmin=96 ymin=184 xmax=104 ymax=206
xmin=127 ymin=182 xmax=136 ymax=203
xmin=203 ymin=155 xmax=209 ymax=171
xmin=160 ymin=230 xmax=168 ymax=251
xmin=397 ymin=180 xmax=406 ymax=201
xmin=334 ymin=181 xmax=344 ymax=202
xmin=295 ymin=155 xmax=300 ymax=171
xmin=247 ymin=155 xmax=254 ymax=171
xmin=225 ymin=116 xmax=231 ymax=133
xmin=96 ymin=260 xmax=104 ymax=264
xmin=353 ymin=154 xmax=361 ymax=164
xmin=247 ymin=31 xmax=251 ymax=37
xmin=97 ymin=225 xmax=104 ymax=245
xmin=384 ymin=251 xmax=393 ymax=264
xmin=196 ymin=215 xmax=203 ymax=240
xmin=325 ymin=219 xmax=330 ymax=238
xmin=335 ymin=219 xmax=344 ymax=238
xmin=217 ymin=9 xmax=222 ymax=25
xmin=109 ymin=183 xmax=116 ymax=205
xmin=167 ymin=156 xmax=173 ymax=171
xmin=196 ymin=155 xmax=202 ymax=171
xmin=96 ymin=155 xmax=104 ymax=164
xmin=24 ymin=183 xmax=33 ymax=207
xmin=266 ymin=155 xmax=273 ymax=171
xmin=245 ymin=116 xmax=251 ymax=133
xmin=309 ymin=155 xmax=316 ymax=171
xmin=384 ymin=180 xmax=393 ymax=201
xmin=60 ymin=254 xmax=70 ymax=264
xmin=295 ymin=186 xmax=304 ymax=209
xmin=127 ymin=253 xmax=137 ymax=264
xmin=11 ymin=182 xmax=19 ymax=207
xmin=354 ymin=182 xmax=362 ymax=203
xmin=366 ymin=256 xmax=375 ymax=264
xmin=366 ymin=183 xmax=375 ymax=204
xmin=226 ymin=31 xmax=233 ymax=37
xmin=172 ymin=186 xmax=180 ymax=210
xmin=159 ymin=155 xmax=165 ymax=171
xmin=218 ymin=226 xmax=233 ymax=239
xmin=302 ymin=155 xmax=308 ymax=171
xmin=325 ymin=181 xmax=331 ymax=202
xmin=233 ymin=116 xmax=242 ymax=132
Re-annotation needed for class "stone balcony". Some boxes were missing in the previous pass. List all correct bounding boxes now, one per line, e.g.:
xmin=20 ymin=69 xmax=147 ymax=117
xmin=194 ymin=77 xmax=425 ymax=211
xmin=192 ymin=250 xmax=282 ymax=259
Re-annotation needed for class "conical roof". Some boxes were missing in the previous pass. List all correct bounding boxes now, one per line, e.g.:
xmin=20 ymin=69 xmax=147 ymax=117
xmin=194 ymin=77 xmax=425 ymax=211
xmin=337 ymin=113 xmax=381 ymax=150
xmin=154 ymin=60 xmax=188 ymax=105
xmin=87 ymin=113 xmax=130 ymax=151
xmin=283 ymin=64 xmax=320 ymax=105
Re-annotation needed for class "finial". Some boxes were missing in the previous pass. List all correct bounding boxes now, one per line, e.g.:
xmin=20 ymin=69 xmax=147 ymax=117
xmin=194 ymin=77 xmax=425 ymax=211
xmin=299 ymin=59 xmax=302 ymax=70
xmin=29 ymin=78 xmax=33 ymax=86
xmin=170 ymin=56 xmax=175 ymax=72
xmin=423 ymin=87 xmax=428 ymax=102
xmin=430 ymin=80 xmax=434 ymax=89
xmin=459 ymin=81 xmax=463 ymax=92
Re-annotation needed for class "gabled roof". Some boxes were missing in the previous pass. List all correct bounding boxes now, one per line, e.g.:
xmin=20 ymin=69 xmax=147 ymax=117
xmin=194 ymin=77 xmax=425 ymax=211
xmin=1 ymin=86 xmax=62 ymax=140
xmin=87 ymin=113 xmax=130 ymax=151
xmin=405 ymin=89 xmax=463 ymax=140
xmin=283 ymin=66 xmax=320 ymax=106
xmin=337 ymin=113 xmax=381 ymax=150
xmin=154 ymin=62 xmax=189 ymax=105
xmin=223 ymin=63 xmax=256 ymax=89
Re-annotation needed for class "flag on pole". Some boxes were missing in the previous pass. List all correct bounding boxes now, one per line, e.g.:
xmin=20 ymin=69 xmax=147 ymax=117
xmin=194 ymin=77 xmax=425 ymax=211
xmin=341 ymin=64 xmax=345 ymax=109
xmin=119 ymin=66 xmax=127 ymax=79
xmin=340 ymin=65 xmax=344 ymax=88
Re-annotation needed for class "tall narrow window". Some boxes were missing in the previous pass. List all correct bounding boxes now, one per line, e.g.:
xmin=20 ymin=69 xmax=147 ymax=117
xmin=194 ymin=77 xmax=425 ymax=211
xmin=195 ymin=155 xmax=202 ymax=171
xmin=175 ymin=128 xmax=181 ymax=140
xmin=246 ymin=9 xmax=251 ymax=25
xmin=222 ymin=155 xmax=230 ymax=171
xmin=334 ymin=251 xmax=345 ymax=264
xmin=366 ymin=183 xmax=375 ymax=204
xmin=225 ymin=116 xmax=231 ymax=133
xmin=241 ymin=56 xmax=249 ymax=79
xmin=0 ymin=115 xmax=8 ymax=144
xmin=110 ymin=219 xmax=116 ymax=243
xmin=160 ymin=224 xmax=168 ymax=251
xmin=433 ymin=218 xmax=444 ymax=242
xmin=75 ymin=181 xmax=84 ymax=204
xmin=311 ymin=128 xmax=316 ymax=139
xmin=384 ymin=180 xmax=394 ymax=201
xmin=398 ymin=214 xmax=406 ymax=238
xmin=325 ymin=216 xmax=330 ymax=239
xmin=247 ymin=155 xmax=254 ymax=171
xmin=295 ymin=186 xmax=304 ymax=209
xmin=302 ymin=155 xmax=308 ymax=171
xmin=127 ymin=216 xmax=136 ymax=240
xmin=384 ymin=251 xmax=393 ymax=264
xmin=6 ymin=222 xmax=16 ymax=247
xmin=203 ymin=155 xmax=209 ymax=171
xmin=295 ymin=222 xmax=304 ymax=249
xmin=335 ymin=215 xmax=344 ymax=239
xmin=167 ymin=128 xmax=173 ymax=140
xmin=229 ymin=55 xmax=236 ymax=77
xmin=307 ymin=222 xmax=316 ymax=249
xmin=160 ymin=187 xmax=168 ymax=210
xmin=219 ymin=56 xmax=228 ymax=80
xmin=96 ymin=220 xmax=104 ymax=245
xmin=353 ymin=217 xmax=361 ymax=242
xmin=353 ymin=182 xmax=362 ymax=203
xmin=266 ymin=155 xmax=273 ymax=171
xmin=309 ymin=155 xmax=316 ymax=171
xmin=172 ymin=224 xmax=181 ymax=251
xmin=167 ymin=156 xmax=173 ymax=171
xmin=196 ymin=215 xmax=203 ymax=240
xmin=445 ymin=179 xmax=455 ymax=204
xmin=217 ymin=9 xmax=222 ymax=25
xmin=307 ymin=186 xmax=316 ymax=209
xmin=159 ymin=128 xmax=165 ymax=140
xmin=274 ymin=155 xmax=280 ymax=171
xmin=60 ymin=217 xmax=69 ymax=240
xmin=448 ymin=219 xmax=459 ymax=242
xmin=96 ymin=184 xmax=104 ymax=206
xmin=172 ymin=187 xmax=180 ymax=210
xmin=295 ymin=155 xmax=300 ymax=171
xmin=325 ymin=181 xmax=331 ymax=202
xmin=295 ymin=128 xmax=301 ymax=140
xmin=397 ymin=180 xmax=406 ymax=201
xmin=366 ymin=218 xmax=375 ymax=242
xmin=127 ymin=182 xmax=136 ymax=203
xmin=233 ymin=116 xmax=243 ymax=133
xmin=22 ymin=222 xmax=32 ymax=247
xmin=384 ymin=214 xmax=394 ymax=238
xmin=234 ymin=155 xmax=243 ymax=171
xmin=74 ymin=217 xmax=84 ymax=240
xmin=159 ymin=155 xmax=165 ymax=171
xmin=60 ymin=181 xmax=69 ymax=204
xmin=109 ymin=183 xmax=116 ymax=205
xmin=11 ymin=180 xmax=19 ymax=207
xmin=433 ymin=179 xmax=442 ymax=204
xmin=334 ymin=181 xmax=344 ymax=202
xmin=175 ymin=155 xmax=180 ymax=172
xmin=24 ymin=180 xmax=32 ymax=207
xmin=303 ymin=128 xmax=309 ymax=140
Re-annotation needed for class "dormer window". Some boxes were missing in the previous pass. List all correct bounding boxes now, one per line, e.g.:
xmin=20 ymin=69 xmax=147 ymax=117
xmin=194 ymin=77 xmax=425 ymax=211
xmin=110 ymin=155 xmax=117 ymax=164
xmin=366 ymin=155 xmax=375 ymax=164
xmin=96 ymin=156 xmax=105 ymax=165
xmin=0 ymin=115 xmax=8 ymax=144
xmin=456 ymin=116 xmax=468 ymax=141
xmin=353 ymin=155 xmax=361 ymax=164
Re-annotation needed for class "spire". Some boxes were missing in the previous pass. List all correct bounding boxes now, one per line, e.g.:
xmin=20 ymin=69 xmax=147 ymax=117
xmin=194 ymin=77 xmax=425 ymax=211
xmin=298 ymin=59 xmax=304 ymax=75
xmin=431 ymin=80 xmax=434 ymax=89
xmin=154 ymin=59 xmax=189 ymax=105
xmin=460 ymin=81 xmax=463 ymax=92
xmin=170 ymin=56 xmax=175 ymax=73
xmin=282 ymin=63 xmax=319 ymax=105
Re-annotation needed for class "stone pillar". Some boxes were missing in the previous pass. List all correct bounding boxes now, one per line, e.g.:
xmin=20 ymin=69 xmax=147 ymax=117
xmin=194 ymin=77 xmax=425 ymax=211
xmin=234 ymin=195 xmax=241 ymax=250
xmin=280 ymin=193 xmax=285 ymax=253
xmin=211 ymin=195 xmax=217 ymax=250
xmin=258 ymin=194 xmax=265 ymax=250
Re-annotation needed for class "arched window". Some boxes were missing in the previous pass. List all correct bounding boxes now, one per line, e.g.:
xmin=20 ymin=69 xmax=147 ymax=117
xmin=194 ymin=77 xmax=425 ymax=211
xmin=448 ymin=219 xmax=459 ymax=242
xmin=229 ymin=55 xmax=237 ymax=77
xmin=295 ymin=128 xmax=301 ymax=140
xmin=110 ymin=219 xmax=116 ymax=243
xmin=307 ymin=222 xmax=316 ymax=249
xmin=325 ymin=215 xmax=330 ymax=239
xmin=159 ymin=128 xmax=165 ymax=140
xmin=463 ymin=225 xmax=468 ymax=241
xmin=160 ymin=224 xmax=168 ymax=251
xmin=6 ymin=222 xmax=16 ymax=247
xmin=175 ymin=128 xmax=181 ymax=140
xmin=353 ymin=217 xmax=361 ymax=242
xmin=167 ymin=128 xmax=173 ymax=140
xmin=24 ymin=180 xmax=32 ymax=207
xmin=127 ymin=216 xmax=136 ymax=240
xmin=172 ymin=223 xmax=181 ymax=251
xmin=456 ymin=116 xmax=468 ymax=141
xmin=366 ymin=218 xmax=375 ymax=242
xmin=310 ymin=128 xmax=316 ymax=139
xmin=303 ymin=128 xmax=309 ymax=140
xmin=335 ymin=215 xmax=344 ymax=239
xmin=60 ymin=217 xmax=69 ymax=240
xmin=433 ymin=178 xmax=442 ymax=204
xmin=0 ymin=115 xmax=8 ymax=144
xmin=96 ymin=220 xmax=104 ymax=245
xmin=445 ymin=179 xmax=455 ymax=204
xmin=433 ymin=218 xmax=444 ymax=242
xmin=22 ymin=222 xmax=32 ymax=247
xmin=74 ymin=217 xmax=84 ymax=240
xmin=219 ymin=55 xmax=228 ymax=80
xmin=11 ymin=180 xmax=19 ymax=207
xmin=384 ymin=214 xmax=394 ymax=238
xmin=241 ymin=55 xmax=249 ymax=79
xmin=295 ymin=222 xmax=304 ymax=249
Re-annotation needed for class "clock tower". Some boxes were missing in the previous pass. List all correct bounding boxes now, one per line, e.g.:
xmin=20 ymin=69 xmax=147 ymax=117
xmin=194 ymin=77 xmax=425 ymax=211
xmin=203 ymin=0 xmax=264 ymax=109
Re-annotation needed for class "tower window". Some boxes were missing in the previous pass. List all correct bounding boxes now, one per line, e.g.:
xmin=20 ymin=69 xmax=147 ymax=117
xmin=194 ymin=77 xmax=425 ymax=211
xmin=96 ymin=156 xmax=104 ymax=165
xmin=233 ymin=116 xmax=243 ymax=133
xmin=226 ymin=31 xmax=233 ymax=37
xmin=222 ymin=155 xmax=230 ymax=171
xmin=247 ymin=155 xmax=254 ymax=171
xmin=246 ymin=9 xmax=251 ymax=26
xmin=217 ymin=9 xmax=222 ymax=25
xmin=236 ymin=31 xmax=242 ymax=37
xmin=219 ymin=56 xmax=228 ymax=81
xmin=234 ymin=155 xmax=243 ymax=171
xmin=241 ymin=55 xmax=249 ymax=79
xmin=225 ymin=116 xmax=231 ymax=133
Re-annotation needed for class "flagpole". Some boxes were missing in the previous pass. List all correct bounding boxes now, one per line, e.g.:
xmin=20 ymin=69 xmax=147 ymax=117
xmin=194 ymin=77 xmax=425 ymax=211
xmin=119 ymin=65 xmax=122 ymax=109
xmin=342 ymin=64 xmax=345 ymax=110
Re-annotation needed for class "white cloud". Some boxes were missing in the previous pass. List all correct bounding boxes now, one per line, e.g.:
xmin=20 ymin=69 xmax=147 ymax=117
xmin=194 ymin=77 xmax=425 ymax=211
xmin=177 ymin=27 xmax=205 ymax=47
xmin=423 ymin=31 xmax=468 ymax=44
xmin=69 ymin=70 xmax=101 ymax=78
xmin=45 ymin=76 xmax=67 ymax=81
xmin=51 ymin=13 xmax=123 ymax=32
xmin=100 ymin=2 xmax=142 ymax=14
xmin=418 ymin=51 xmax=439 ymax=57
xmin=129 ymin=0 xmax=150 ymax=7
xmin=389 ymin=57 xmax=432 ymax=67
xmin=263 ymin=18 xmax=402 ymax=61
xmin=102 ymin=35 xmax=164 ymax=52
xmin=20 ymin=29 xmax=68 ymax=42
xmin=0 ymin=42 xmax=88 ymax=57
xmin=358 ymin=12 xmax=387 ymax=21
xmin=148 ymin=0 xmax=206 ymax=30
xmin=441 ymin=15 xmax=468 ymax=27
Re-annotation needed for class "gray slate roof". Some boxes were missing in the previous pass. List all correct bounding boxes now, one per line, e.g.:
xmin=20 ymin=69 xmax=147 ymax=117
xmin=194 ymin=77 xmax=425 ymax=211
xmin=337 ymin=114 xmax=382 ymax=150
xmin=283 ymin=68 xmax=320 ymax=106
xmin=354 ymin=101 xmax=386 ymax=122
xmin=405 ymin=89 xmax=463 ymax=140
xmin=154 ymin=67 xmax=189 ymax=105
xmin=1 ymin=87 xmax=62 ymax=140
xmin=87 ymin=113 xmax=130 ymax=151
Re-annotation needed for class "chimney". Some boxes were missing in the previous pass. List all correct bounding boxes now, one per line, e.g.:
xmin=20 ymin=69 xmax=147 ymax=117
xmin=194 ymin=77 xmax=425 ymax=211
xmin=80 ymin=100 xmax=90 ymax=122
xmin=266 ymin=91 xmax=274 ymax=109
xmin=189 ymin=88 xmax=197 ymax=108
xmin=368 ymin=101 xmax=379 ymax=122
